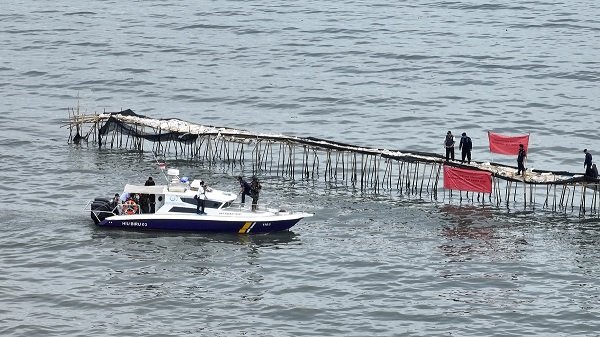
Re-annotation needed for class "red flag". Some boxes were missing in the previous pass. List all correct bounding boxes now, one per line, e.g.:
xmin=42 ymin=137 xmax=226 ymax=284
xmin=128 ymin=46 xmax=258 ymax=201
xmin=444 ymin=165 xmax=492 ymax=193
xmin=488 ymin=132 xmax=529 ymax=155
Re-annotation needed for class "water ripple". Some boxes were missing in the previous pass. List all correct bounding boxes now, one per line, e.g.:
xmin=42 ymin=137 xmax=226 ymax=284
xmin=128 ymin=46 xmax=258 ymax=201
xmin=1 ymin=0 xmax=600 ymax=336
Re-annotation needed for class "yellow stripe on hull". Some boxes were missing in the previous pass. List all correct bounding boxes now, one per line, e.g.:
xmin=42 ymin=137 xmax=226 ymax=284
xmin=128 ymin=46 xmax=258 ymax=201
xmin=238 ymin=221 xmax=253 ymax=234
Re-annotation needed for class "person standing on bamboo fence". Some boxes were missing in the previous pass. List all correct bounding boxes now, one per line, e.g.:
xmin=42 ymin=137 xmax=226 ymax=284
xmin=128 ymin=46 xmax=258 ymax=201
xmin=459 ymin=132 xmax=472 ymax=164
xmin=584 ymin=149 xmax=593 ymax=172
xmin=444 ymin=131 xmax=455 ymax=161
xmin=517 ymin=144 xmax=527 ymax=175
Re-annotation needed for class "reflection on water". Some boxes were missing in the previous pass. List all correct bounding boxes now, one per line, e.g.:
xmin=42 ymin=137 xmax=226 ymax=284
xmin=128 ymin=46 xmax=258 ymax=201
xmin=437 ymin=205 xmax=527 ymax=262
xmin=439 ymin=204 xmax=494 ymax=226
xmin=91 ymin=228 xmax=299 ymax=254
xmin=87 ymin=228 xmax=300 ymax=307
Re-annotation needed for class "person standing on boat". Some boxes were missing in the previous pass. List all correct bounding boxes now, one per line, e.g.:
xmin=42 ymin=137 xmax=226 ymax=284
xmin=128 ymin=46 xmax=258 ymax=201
xmin=444 ymin=131 xmax=455 ymax=161
xmin=459 ymin=132 xmax=472 ymax=164
xmin=145 ymin=176 xmax=156 ymax=213
xmin=517 ymin=144 xmax=527 ymax=175
xmin=237 ymin=176 xmax=252 ymax=204
xmin=195 ymin=181 xmax=206 ymax=214
xmin=139 ymin=193 xmax=149 ymax=213
xmin=250 ymin=176 xmax=262 ymax=211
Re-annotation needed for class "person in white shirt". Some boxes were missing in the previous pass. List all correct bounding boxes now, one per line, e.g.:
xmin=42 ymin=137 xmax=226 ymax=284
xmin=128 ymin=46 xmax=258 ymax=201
xmin=195 ymin=181 xmax=206 ymax=214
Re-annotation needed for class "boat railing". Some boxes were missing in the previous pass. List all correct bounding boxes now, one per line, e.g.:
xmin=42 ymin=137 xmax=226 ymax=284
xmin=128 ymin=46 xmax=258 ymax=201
xmin=86 ymin=200 xmax=142 ymax=218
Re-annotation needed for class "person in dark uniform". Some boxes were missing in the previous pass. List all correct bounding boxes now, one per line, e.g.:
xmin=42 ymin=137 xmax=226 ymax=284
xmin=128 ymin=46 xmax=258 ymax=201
xmin=517 ymin=144 xmax=526 ymax=175
xmin=591 ymin=164 xmax=599 ymax=179
xmin=444 ymin=131 xmax=455 ymax=161
xmin=250 ymin=176 xmax=262 ymax=211
xmin=145 ymin=176 xmax=156 ymax=213
xmin=586 ymin=163 xmax=598 ymax=179
xmin=139 ymin=193 xmax=149 ymax=213
xmin=237 ymin=176 xmax=252 ymax=204
xmin=459 ymin=132 xmax=472 ymax=164
xmin=584 ymin=149 xmax=593 ymax=172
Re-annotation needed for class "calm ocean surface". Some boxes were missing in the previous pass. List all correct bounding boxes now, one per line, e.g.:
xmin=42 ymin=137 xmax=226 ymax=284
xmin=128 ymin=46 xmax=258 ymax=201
xmin=1 ymin=1 xmax=600 ymax=336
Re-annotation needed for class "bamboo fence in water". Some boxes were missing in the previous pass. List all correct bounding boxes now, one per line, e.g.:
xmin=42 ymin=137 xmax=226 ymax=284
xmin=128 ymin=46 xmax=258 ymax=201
xmin=64 ymin=109 xmax=600 ymax=217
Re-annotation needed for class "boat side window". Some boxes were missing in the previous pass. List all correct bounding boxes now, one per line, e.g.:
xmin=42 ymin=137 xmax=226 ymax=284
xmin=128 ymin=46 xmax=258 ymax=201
xmin=180 ymin=197 xmax=221 ymax=209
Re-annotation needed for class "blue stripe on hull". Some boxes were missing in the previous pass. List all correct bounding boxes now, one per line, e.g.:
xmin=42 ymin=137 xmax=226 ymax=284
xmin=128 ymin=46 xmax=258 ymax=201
xmin=97 ymin=217 xmax=301 ymax=233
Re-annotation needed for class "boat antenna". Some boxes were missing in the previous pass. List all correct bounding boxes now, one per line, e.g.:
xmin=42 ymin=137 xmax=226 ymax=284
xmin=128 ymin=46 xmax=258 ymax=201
xmin=152 ymin=152 xmax=169 ymax=184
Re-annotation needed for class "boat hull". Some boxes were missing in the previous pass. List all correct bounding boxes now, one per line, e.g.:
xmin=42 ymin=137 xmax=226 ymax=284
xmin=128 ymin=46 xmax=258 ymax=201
xmin=96 ymin=213 xmax=307 ymax=233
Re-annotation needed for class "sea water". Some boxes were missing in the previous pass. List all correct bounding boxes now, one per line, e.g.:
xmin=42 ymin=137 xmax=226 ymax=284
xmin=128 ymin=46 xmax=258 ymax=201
xmin=1 ymin=1 xmax=600 ymax=336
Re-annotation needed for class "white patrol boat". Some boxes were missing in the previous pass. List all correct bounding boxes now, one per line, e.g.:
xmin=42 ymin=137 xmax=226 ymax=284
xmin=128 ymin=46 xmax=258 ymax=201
xmin=89 ymin=169 xmax=312 ymax=233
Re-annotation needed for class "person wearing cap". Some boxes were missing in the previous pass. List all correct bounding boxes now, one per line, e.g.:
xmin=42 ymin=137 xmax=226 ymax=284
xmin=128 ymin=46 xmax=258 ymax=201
xmin=444 ymin=131 xmax=455 ymax=161
xmin=517 ymin=144 xmax=527 ymax=175
xmin=195 ymin=181 xmax=206 ymax=214
xmin=459 ymin=132 xmax=472 ymax=164
xmin=237 ymin=176 xmax=252 ymax=204
xmin=584 ymin=149 xmax=593 ymax=172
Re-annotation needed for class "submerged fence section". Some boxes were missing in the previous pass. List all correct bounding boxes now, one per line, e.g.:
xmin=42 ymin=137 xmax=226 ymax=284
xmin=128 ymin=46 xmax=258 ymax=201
xmin=65 ymin=109 xmax=600 ymax=217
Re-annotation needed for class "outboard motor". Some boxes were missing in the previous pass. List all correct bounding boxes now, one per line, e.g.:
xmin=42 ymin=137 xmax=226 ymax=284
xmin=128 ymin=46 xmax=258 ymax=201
xmin=90 ymin=197 xmax=116 ymax=224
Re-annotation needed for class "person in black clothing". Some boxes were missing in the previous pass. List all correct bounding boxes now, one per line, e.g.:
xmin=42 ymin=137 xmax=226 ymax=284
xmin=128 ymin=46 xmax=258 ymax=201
xmin=145 ymin=176 xmax=156 ymax=213
xmin=444 ymin=131 xmax=455 ymax=161
xmin=591 ymin=164 xmax=599 ymax=179
xmin=586 ymin=163 xmax=598 ymax=179
xmin=459 ymin=132 xmax=472 ymax=164
xmin=517 ymin=144 xmax=526 ymax=175
xmin=250 ymin=176 xmax=262 ymax=211
xmin=584 ymin=149 xmax=593 ymax=171
xmin=139 ymin=193 xmax=149 ymax=213
xmin=237 ymin=176 xmax=252 ymax=204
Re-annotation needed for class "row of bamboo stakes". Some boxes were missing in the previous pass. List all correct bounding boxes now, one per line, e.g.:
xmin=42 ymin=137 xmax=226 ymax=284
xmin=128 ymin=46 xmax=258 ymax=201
xmin=65 ymin=110 xmax=600 ymax=217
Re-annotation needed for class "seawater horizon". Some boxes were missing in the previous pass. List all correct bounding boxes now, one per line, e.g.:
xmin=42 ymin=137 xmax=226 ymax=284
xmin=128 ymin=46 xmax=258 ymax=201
xmin=1 ymin=1 xmax=600 ymax=336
